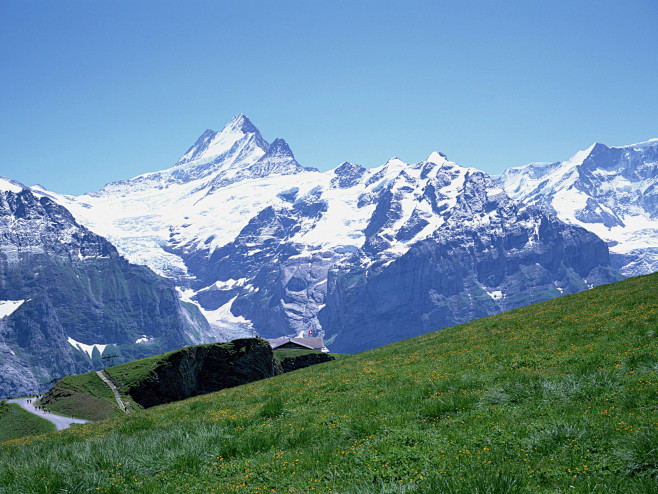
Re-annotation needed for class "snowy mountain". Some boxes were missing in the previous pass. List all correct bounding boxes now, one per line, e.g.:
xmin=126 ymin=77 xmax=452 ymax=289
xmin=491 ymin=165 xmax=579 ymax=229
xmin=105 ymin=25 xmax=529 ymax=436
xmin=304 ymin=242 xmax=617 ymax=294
xmin=35 ymin=115 xmax=621 ymax=353
xmin=0 ymin=179 xmax=208 ymax=398
xmin=498 ymin=139 xmax=658 ymax=277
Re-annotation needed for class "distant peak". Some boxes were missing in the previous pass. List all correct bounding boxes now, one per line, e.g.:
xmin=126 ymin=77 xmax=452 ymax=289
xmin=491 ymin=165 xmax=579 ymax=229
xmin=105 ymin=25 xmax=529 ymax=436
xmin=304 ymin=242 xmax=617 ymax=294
xmin=578 ymin=142 xmax=611 ymax=163
xmin=384 ymin=157 xmax=404 ymax=166
xmin=334 ymin=161 xmax=366 ymax=175
xmin=331 ymin=162 xmax=366 ymax=188
xmin=224 ymin=113 xmax=258 ymax=135
xmin=175 ymin=115 xmax=266 ymax=167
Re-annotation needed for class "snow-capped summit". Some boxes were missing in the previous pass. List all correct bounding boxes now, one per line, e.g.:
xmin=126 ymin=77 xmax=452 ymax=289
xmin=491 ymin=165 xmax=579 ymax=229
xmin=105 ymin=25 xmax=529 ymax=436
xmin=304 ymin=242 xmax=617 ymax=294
xmin=331 ymin=162 xmax=366 ymax=188
xmin=498 ymin=138 xmax=658 ymax=276
xmin=0 ymin=177 xmax=27 ymax=194
xmin=426 ymin=151 xmax=448 ymax=165
xmin=225 ymin=113 xmax=260 ymax=134
xmin=175 ymin=114 xmax=268 ymax=168
xmin=240 ymin=138 xmax=300 ymax=177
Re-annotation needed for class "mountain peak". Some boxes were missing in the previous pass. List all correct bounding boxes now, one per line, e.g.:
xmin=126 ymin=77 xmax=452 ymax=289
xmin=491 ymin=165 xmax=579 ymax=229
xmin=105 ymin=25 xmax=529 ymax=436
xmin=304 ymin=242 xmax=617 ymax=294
xmin=224 ymin=114 xmax=258 ymax=135
xmin=265 ymin=138 xmax=294 ymax=159
xmin=426 ymin=151 xmax=448 ymax=164
xmin=175 ymin=115 xmax=267 ymax=168
xmin=242 ymin=138 xmax=309 ymax=180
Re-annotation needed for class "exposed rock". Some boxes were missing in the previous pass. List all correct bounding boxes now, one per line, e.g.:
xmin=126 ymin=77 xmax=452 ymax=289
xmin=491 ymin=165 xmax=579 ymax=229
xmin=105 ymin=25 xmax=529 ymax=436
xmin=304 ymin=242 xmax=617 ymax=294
xmin=122 ymin=338 xmax=277 ymax=409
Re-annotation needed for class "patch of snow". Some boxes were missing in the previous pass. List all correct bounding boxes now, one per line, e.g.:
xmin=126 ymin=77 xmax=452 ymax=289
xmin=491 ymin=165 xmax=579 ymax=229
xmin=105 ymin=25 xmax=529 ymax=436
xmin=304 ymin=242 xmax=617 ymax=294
xmin=212 ymin=278 xmax=248 ymax=290
xmin=486 ymin=290 xmax=503 ymax=301
xmin=0 ymin=300 xmax=26 ymax=318
xmin=67 ymin=337 xmax=109 ymax=359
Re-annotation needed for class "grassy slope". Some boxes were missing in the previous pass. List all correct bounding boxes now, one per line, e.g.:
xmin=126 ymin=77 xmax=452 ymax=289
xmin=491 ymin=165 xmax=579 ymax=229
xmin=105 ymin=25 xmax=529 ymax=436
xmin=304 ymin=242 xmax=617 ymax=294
xmin=43 ymin=371 xmax=122 ymax=421
xmin=273 ymin=349 xmax=344 ymax=368
xmin=0 ymin=402 xmax=56 ymax=443
xmin=47 ymin=342 xmax=334 ymax=421
xmin=0 ymin=273 xmax=657 ymax=493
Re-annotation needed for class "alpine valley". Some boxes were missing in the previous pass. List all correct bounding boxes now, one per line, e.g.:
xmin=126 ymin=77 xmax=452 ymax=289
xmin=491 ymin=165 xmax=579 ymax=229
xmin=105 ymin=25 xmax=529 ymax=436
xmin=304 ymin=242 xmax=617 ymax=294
xmin=2 ymin=114 xmax=655 ymax=397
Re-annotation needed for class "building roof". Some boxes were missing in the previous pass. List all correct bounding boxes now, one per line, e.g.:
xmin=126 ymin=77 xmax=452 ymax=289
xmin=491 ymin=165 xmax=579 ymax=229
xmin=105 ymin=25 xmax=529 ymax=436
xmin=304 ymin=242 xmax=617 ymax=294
xmin=266 ymin=337 xmax=329 ymax=352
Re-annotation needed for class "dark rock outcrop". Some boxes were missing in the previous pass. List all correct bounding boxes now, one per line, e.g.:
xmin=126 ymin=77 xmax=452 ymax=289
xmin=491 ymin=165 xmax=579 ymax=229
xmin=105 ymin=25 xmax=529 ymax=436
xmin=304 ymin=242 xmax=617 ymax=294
xmin=124 ymin=338 xmax=277 ymax=408
xmin=276 ymin=351 xmax=334 ymax=373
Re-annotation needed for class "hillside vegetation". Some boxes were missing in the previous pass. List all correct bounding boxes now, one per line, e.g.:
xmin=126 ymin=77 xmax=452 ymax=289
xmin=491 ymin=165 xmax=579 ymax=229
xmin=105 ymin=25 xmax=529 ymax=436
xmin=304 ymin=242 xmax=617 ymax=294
xmin=1 ymin=273 xmax=657 ymax=493
xmin=0 ymin=402 xmax=56 ymax=443
xmin=41 ymin=340 xmax=336 ymax=421
xmin=40 ymin=370 xmax=132 ymax=421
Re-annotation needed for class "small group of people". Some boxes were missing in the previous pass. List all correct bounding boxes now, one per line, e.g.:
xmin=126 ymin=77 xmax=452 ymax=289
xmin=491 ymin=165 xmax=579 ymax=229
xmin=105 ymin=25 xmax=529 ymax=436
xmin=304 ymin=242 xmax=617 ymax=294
xmin=26 ymin=395 xmax=50 ymax=413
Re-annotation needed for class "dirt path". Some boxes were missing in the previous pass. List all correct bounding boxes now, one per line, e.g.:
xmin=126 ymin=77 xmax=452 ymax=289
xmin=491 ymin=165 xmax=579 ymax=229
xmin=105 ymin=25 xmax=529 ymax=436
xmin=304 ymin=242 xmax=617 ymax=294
xmin=96 ymin=370 xmax=130 ymax=413
xmin=7 ymin=398 xmax=88 ymax=431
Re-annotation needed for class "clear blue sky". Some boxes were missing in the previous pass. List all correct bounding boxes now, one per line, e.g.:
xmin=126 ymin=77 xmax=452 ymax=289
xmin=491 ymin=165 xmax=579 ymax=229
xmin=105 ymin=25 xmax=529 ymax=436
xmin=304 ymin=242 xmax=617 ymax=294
xmin=1 ymin=1 xmax=657 ymax=195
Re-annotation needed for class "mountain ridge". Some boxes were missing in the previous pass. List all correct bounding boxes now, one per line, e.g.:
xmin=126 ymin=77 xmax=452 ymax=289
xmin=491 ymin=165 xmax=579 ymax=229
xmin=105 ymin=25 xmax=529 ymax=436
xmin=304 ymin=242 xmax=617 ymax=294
xmin=497 ymin=138 xmax=658 ymax=276
xmin=27 ymin=115 xmax=623 ymax=353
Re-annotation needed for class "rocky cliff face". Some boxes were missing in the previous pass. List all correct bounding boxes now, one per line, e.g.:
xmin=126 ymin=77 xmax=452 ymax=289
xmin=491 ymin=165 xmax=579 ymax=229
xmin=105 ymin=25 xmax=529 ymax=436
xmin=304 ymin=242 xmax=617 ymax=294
xmin=0 ymin=182 xmax=208 ymax=399
xmin=39 ymin=338 xmax=335 ymax=413
xmin=321 ymin=212 xmax=616 ymax=353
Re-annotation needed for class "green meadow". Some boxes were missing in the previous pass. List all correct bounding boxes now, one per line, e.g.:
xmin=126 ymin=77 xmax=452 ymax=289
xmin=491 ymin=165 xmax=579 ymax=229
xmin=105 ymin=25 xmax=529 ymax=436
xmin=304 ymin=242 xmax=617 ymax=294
xmin=0 ymin=402 xmax=55 ymax=443
xmin=1 ymin=273 xmax=657 ymax=493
